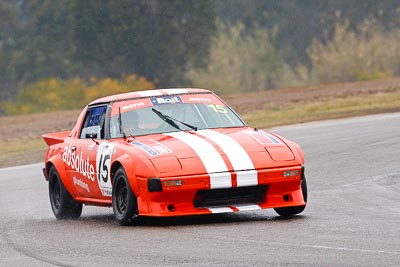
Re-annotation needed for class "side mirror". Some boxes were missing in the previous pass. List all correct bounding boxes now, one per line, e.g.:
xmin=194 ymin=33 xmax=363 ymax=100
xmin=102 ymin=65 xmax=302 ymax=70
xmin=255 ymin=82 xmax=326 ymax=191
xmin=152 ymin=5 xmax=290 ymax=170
xmin=86 ymin=131 xmax=98 ymax=139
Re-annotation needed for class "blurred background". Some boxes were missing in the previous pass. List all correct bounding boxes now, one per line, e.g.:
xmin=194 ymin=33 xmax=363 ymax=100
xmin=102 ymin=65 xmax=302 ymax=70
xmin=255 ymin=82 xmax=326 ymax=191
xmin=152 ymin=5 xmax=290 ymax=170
xmin=1 ymin=0 xmax=400 ymax=115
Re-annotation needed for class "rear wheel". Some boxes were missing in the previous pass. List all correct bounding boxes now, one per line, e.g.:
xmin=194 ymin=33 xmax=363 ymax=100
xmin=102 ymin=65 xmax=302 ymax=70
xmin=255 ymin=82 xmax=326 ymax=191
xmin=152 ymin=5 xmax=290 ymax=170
xmin=48 ymin=166 xmax=82 ymax=220
xmin=274 ymin=175 xmax=308 ymax=217
xmin=112 ymin=167 xmax=139 ymax=226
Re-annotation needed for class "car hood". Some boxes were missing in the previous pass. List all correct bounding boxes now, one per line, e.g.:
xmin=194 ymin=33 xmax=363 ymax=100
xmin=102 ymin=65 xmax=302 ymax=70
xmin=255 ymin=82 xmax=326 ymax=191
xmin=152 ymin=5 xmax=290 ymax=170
xmin=128 ymin=128 xmax=296 ymax=175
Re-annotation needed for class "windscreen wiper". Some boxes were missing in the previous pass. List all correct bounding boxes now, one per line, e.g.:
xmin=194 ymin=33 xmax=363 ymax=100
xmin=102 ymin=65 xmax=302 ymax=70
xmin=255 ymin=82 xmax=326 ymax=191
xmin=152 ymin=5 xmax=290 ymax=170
xmin=151 ymin=108 xmax=197 ymax=131
xmin=118 ymin=107 xmax=127 ymax=139
xmin=118 ymin=107 xmax=136 ymax=139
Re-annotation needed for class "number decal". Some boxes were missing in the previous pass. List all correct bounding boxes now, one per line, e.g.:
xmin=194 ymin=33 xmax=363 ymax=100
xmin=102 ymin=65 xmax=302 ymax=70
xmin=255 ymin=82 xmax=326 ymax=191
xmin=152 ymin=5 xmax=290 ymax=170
xmin=96 ymin=142 xmax=117 ymax=196
xmin=208 ymin=104 xmax=227 ymax=114
xmin=98 ymin=154 xmax=111 ymax=183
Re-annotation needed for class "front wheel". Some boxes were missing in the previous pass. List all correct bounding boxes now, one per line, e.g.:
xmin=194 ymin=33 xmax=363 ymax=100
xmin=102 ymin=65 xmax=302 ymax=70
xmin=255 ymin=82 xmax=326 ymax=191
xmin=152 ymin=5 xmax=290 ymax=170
xmin=48 ymin=166 xmax=82 ymax=220
xmin=112 ymin=167 xmax=139 ymax=226
xmin=274 ymin=175 xmax=308 ymax=217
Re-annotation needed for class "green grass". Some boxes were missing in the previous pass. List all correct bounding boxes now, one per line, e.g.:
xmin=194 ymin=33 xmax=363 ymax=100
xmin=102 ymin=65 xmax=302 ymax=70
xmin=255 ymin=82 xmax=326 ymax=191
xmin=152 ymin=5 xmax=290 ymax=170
xmin=242 ymin=92 xmax=400 ymax=128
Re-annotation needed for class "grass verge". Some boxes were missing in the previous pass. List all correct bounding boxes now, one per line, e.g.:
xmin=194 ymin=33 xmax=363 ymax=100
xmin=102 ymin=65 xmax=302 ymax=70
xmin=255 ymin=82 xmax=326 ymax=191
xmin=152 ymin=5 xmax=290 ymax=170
xmin=0 ymin=139 xmax=47 ymax=168
xmin=0 ymin=88 xmax=399 ymax=168
xmin=243 ymin=91 xmax=400 ymax=128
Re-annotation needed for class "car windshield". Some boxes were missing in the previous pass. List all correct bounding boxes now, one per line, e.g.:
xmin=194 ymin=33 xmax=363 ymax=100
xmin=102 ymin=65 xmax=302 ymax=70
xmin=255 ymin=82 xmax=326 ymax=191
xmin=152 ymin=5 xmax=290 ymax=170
xmin=109 ymin=93 xmax=245 ymax=138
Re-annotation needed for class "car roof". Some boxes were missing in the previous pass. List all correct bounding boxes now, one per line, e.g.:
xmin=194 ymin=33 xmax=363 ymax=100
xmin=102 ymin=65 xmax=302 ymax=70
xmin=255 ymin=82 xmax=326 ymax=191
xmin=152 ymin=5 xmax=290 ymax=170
xmin=89 ymin=88 xmax=212 ymax=105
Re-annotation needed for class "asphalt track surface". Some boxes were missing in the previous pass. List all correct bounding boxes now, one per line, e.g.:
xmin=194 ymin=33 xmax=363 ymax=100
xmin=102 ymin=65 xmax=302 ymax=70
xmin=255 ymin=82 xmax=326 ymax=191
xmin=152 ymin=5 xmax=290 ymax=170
xmin=1 ymin=113 xmax=399 ymax=267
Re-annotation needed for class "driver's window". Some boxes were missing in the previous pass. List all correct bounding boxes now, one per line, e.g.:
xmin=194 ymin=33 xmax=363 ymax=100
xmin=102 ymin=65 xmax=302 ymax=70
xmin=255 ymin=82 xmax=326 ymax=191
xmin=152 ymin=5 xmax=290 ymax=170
xmin=80 ymin=105 xmax=107 ymax=139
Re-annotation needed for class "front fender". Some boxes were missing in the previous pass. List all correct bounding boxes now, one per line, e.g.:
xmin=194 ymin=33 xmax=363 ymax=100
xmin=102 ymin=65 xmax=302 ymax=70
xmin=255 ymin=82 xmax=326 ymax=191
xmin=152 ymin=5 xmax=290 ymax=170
xmin=111 ymin=154 xmax=140 ymax=196
xmin=290 ymin=141 xmax=305 ymax=164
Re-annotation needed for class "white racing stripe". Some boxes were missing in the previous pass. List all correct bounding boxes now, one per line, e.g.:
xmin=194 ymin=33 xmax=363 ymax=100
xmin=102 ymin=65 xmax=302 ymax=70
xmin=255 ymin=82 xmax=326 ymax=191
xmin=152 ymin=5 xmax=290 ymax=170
xmin=208 ymin=172 xmax=233 ymax=189
xmin=137 ymin=90 xmax=162 ymax=97
xmin=197 ymin=130 xmax=258 ymax=187
xmin=236 ymin=170 xmax=259 ymax=187
xmin=235 ymin=204 xmax=261 ymax=211
xmin=164 ymin=132 xmax=231 ymax=189
xmin=138 ymin=88 xmax=188 ymax=97
xmin=163 ymin=88 xmax=188 ymax=94
xmin=208 ymin=207 xmax=233 ymax=213
xmin=207 ymin=205 xmax=261 ymax=214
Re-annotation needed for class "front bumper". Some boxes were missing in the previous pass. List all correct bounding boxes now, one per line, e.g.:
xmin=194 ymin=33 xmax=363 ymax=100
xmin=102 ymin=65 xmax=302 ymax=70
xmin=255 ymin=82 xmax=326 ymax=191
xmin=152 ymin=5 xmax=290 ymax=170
xmin=135 ymin=165 xmax=305 ymax=217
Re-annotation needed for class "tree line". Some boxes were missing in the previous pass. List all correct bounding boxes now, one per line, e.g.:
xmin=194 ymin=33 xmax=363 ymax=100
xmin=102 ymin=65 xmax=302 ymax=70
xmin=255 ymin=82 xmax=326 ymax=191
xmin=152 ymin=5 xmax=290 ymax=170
xmin=1 ymin=0 xmax=399 ymax=114
xmin=0 ymin=0 xmax=216 ymax=101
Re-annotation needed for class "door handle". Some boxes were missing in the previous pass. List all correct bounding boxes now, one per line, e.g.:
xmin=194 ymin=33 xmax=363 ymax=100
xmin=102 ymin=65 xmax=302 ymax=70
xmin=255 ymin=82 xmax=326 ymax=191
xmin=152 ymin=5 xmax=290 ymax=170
xmin=71 ymin=146 xmax=77 ymax=151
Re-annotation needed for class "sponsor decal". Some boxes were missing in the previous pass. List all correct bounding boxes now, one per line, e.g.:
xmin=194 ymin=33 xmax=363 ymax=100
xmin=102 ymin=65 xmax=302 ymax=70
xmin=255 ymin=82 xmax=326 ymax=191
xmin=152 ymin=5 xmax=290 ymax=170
xmin=180 ymin=94 xmax=225 ymax=105
xmin=131 ymin=139 xmax=172 ymax=157
xmin=111 ymin=99 xmax=152 ymax=116
xmin=132 ymin=141 xmax=158 ymax=156
xmin=62 ymin=144 xmax=95 ymax=182
xmin=122 ymin=101 xmax=145 ymax=111
xmin=188 ymin=97 xmax=211 ymax=103
xmin=96 ymin=142 xmax=117 ymax=197
xmin=244 ymin=130 xmax=282 ymax=145
xmin=152 ymin=144 xmax=170 ymax=154
xmin=73 ymin=176 xmax=90 ymax=192
xmin=150 ymin=96 xmax=182 ymax=105
xmin=260 ymin=131 xmax=281 ymax=144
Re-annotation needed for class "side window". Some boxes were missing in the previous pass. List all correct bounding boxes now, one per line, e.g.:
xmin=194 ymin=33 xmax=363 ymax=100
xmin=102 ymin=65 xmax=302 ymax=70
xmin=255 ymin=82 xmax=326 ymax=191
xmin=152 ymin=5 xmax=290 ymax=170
xmin=80 ymin=105 xmax=108 ymax=139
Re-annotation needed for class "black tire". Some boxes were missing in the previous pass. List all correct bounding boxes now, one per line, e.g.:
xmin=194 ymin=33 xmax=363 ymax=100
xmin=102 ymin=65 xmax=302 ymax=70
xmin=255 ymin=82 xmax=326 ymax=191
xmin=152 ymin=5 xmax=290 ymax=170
xmin=48 ymin=166 xmax=83 ymax=220
xmin=112 ymin=167 xmax=139 ymax=226
xmin=274 ymin=175 xmax=308 ymax=217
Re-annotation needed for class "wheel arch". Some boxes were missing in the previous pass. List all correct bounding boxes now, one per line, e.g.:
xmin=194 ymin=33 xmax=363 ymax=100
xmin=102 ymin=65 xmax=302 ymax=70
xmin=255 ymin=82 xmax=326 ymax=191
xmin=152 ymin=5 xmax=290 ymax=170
xmin=44 ymin=154 xmax=66 ymax=182
xmin=111 ymin=155 xmax=139 ymax=197
xmin=45 ymin=155 xmax=80 ymax=200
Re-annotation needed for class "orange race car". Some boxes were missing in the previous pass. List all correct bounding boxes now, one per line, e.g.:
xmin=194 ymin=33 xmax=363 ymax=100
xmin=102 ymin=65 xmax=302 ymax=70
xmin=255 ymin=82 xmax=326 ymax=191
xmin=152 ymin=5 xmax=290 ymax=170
xmin=42 ymin=88 xmax=307 ymax=225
